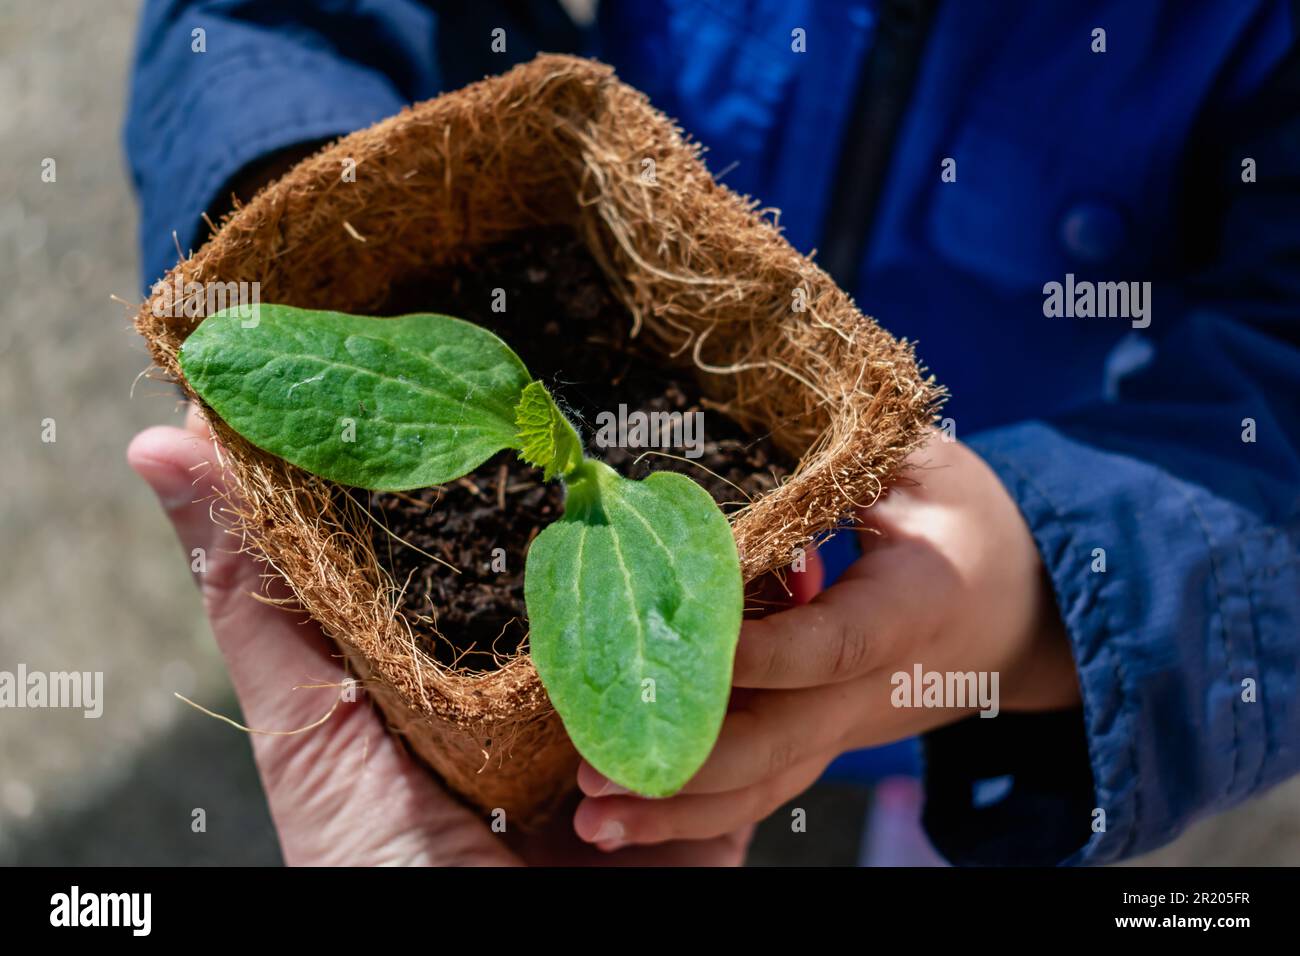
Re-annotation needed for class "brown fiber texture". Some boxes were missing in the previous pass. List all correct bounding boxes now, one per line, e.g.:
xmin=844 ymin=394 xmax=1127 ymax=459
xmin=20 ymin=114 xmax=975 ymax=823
xmin=134 ymin=54 xmax=942 ymax=827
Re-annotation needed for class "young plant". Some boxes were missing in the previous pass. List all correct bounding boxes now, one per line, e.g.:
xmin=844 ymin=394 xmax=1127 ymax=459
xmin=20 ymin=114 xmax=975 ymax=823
xmin=179 ymin=304 xmax=742 ymax=796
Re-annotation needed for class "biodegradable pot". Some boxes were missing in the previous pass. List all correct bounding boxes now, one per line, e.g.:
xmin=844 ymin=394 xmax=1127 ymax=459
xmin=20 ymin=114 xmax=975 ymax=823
xmin=135 ymin=54 xmax=940 ymax=826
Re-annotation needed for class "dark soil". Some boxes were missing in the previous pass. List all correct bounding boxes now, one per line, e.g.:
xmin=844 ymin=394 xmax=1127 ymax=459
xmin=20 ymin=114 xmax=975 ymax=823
xmin=360 ymin=228 xmax=792 ymax=671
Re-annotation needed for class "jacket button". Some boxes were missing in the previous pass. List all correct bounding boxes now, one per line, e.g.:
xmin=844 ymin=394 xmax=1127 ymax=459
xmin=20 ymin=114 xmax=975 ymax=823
xmin=1060 ymin=202 xmax=1126 ymax=263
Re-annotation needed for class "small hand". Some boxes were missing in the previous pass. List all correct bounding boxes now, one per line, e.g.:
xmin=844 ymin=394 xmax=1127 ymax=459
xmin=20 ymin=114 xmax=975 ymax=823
xmin=573 ymin=431 xmax=1080 ymax=850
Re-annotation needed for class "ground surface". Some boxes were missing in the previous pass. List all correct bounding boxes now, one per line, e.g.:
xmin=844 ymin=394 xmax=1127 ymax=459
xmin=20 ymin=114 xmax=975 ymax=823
xmin=1 ymin=0 xmax=1295 ymax=867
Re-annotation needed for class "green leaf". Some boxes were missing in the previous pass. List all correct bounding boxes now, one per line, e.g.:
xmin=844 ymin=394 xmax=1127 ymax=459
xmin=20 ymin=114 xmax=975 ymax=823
xmin=525 ymin=460 xmax=743 ymax=796
xmin=514 ymin=380 xmax=583 ymax=482
xmin=179 ymin=304 xmax=533 ymax=491
xmin=181 ymin=302 xmax=746 ymax=795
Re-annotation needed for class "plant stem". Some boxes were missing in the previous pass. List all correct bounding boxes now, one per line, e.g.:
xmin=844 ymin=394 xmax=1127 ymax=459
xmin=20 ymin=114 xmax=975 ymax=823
xmin=562 ymin=458 xmax=619 ymax=525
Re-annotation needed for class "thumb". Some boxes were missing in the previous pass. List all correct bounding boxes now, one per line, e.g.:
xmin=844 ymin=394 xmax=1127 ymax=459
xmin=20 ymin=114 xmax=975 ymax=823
xmin=127 ymin=418 xmax=231 ymax=577
xmin=127 ymin=412 xmax=342 ymax=721
xmin=731 ymin=556 xmax=914 ymax=689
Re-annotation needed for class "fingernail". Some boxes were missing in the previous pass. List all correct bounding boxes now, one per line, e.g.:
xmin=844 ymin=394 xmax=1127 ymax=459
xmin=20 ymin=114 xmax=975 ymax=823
xmin=578 ymin=761 xmax=632 ymax=797
xmin=127 ymin=431 xmax=199 ymax=511
xmin=592 ymin=819 xmax=625 ymax=846
xmin=134 ymin=461 xmax=194 ymax=511
xmin=153 ymin=474 xmax=199 ymax=512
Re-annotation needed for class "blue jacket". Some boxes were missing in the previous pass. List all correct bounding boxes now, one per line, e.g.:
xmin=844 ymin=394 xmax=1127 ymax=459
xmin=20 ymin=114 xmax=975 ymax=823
xmin=125 ymin=1 xmax=1300 ymax=865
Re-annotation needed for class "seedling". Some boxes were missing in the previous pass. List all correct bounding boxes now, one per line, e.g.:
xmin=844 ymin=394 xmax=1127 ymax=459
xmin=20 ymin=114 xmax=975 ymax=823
xmin=179 ymin=304 xmax=742 ymax=796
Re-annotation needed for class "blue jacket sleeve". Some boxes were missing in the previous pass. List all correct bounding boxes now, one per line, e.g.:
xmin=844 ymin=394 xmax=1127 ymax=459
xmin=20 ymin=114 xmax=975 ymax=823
xmin=922 ymin=39 xmax=1300 ymax=866
xmin=123 ymin=0 xmax=450 ymax=291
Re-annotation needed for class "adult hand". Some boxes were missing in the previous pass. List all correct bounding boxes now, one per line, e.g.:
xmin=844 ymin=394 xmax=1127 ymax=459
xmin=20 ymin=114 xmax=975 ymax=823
xmin=129 ymin=406 xmax=750 ymax=866
xmin=573 ymin=430 xmax=1080 ymax=850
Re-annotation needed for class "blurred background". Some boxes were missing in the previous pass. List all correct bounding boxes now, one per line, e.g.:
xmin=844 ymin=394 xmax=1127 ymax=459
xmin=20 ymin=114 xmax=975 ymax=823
xmin=1 ymin=0 xmax=1296 ymax=866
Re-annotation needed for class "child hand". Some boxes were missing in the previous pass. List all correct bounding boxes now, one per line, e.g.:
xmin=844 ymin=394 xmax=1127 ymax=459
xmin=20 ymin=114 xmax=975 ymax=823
xmin=573 ymin=431 xmax=1081 ymax=850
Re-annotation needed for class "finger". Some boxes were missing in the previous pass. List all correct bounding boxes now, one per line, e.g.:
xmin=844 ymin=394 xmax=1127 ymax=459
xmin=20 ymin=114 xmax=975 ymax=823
xmin=185 ymin=400 xmax=207 ymax=435
xmin=575 ymin=754 xmax=831 ymax=848
xmin=788 ymin=547 xmax=824 ymax=604
xmin=128 ymin=422 xmax=230 ymax=578
xmin=743 ymin=548 xmax=824 ymax=616
xmin=732 ymin=558 xmax=913 ymax=689
xmin=577 ymin=759 xmax=632 ymax=798
xmin=675 ymin=684 xmax=859 ymax=794
xmin=127 ymin=423 xmax=341 ymax=722
xmin=684 ymin=666 xmax=967 ymax=796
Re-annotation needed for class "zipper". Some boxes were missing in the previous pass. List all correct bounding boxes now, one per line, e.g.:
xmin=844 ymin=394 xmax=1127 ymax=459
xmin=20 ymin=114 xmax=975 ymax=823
xmin=819 ymin=0 xmax=940 ymax=289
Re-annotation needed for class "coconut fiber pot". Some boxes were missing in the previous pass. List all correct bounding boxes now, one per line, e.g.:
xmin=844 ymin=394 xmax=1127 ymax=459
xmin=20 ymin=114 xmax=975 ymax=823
xmin=135 ymin=54 xmax=940 ymax=827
